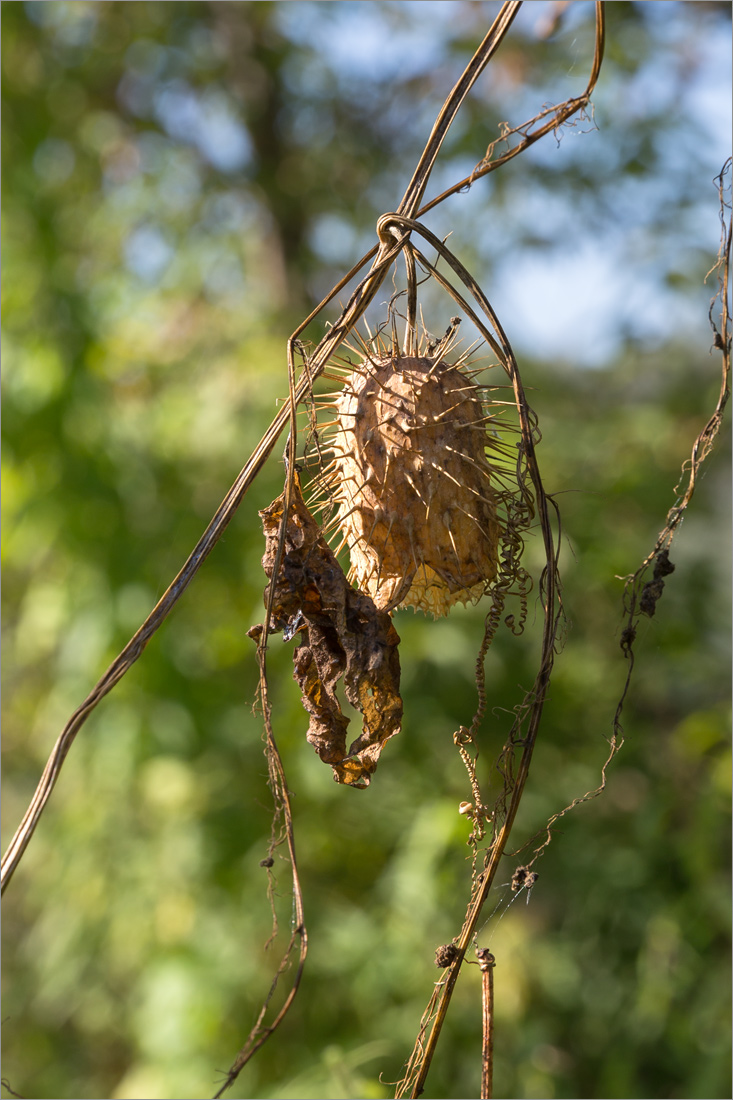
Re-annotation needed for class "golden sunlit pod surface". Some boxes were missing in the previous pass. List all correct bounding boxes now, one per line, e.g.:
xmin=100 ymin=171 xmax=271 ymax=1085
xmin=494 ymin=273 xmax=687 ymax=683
xmin=323 ymin=353 xmax=501 ymax=616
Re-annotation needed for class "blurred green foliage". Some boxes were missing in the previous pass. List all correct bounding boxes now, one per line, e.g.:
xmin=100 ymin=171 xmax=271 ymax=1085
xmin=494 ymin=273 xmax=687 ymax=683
xmin=2 ymin=3 xmax=730 ymax=1099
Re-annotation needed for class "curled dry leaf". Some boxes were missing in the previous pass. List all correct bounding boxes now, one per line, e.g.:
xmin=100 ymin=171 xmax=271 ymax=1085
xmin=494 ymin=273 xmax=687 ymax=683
xmin=249 ymin=477 xmax=402 ymax=788
xmin=323 ymin=354 xmax=501 ymax=616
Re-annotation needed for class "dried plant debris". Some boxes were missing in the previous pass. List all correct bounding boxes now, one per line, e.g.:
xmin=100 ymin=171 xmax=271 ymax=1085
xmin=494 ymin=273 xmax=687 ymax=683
xmin=510 ymin=865 xmax=538 ymax=893
xmin=250 ymin=478 xmax=402 ymax=788
xmin=639 ymin=548 xmax=675 ymax=617
xmin=434 ymin=943 xmax=459 ymax=968
xmin=316 ymin=349 xmax=502 ymax=617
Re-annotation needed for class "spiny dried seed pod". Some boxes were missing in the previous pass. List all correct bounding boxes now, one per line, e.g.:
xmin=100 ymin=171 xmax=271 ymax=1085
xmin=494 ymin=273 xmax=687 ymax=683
xmin=324 ymin=354 xmax=501 ymax=616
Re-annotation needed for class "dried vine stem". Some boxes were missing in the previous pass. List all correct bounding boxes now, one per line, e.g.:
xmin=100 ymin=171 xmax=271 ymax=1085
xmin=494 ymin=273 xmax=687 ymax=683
xmin=212 ymin=645 xmax=306 ymax=1099
xmin=420 ymin=0 xmax=605 ymax=216
xmin=477 ymin=949 xmax=496 ymax=1100
xmin=211 ymin=439 xmax=308 ymax=1096
xmin=518 ymin=157 xmax=732 ymax=870
xmin=393 ymin=246 xmax=563 ymax=1100
xmin=609 ymin=158 xmax=731 ymax=757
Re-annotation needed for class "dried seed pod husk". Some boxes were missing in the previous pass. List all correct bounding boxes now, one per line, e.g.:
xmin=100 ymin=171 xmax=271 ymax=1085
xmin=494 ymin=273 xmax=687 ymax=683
xmin=326 ymin=354 xmax=501 ymax=616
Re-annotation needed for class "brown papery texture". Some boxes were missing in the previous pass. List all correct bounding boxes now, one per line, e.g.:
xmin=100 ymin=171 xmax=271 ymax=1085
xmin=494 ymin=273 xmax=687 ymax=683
xmin=330 ymin=355 xmax=501 ymax=615
xmin=252 ymin=478 xmax=403 ymax=787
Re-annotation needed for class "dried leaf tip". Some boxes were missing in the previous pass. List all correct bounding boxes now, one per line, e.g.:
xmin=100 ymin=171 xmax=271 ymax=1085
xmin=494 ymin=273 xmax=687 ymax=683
xmin=254 ymin=477 xmax=403 ymax=787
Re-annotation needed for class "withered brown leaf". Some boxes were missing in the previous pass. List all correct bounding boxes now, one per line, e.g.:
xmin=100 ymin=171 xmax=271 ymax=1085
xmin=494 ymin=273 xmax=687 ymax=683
xmin=249 ymin=477 xmax=402 ymax=788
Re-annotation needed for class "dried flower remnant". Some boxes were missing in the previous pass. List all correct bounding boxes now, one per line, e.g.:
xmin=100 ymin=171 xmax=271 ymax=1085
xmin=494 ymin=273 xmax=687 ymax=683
xmin=639 ymin=548 xmax=676 ymax=617
xmin=510 ymin=866 xmax=538 ymax=893
xmin=435 ymin=943 xmax=459 ymax=968
xmin=320 ymin=349 xmax=502 ymax=616
xmin=249 ymin=477 xmax=402 ymax=788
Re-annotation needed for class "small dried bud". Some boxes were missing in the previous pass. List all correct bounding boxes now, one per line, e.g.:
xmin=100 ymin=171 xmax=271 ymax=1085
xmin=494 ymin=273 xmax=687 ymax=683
xmin=475 ymin=947 xmax=496 ymax=971
xmin=511 ymin=866 xmax=538 ymax=892
xmin=639 ymin=578 xmax=665 ymax=617
xmin=435 ymin=943 xmax=459 ymax=968
xmin=259 ymin=856 xmax=275 ymax=868
xmin=653 ymin=549 xmax=675 ymax=579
